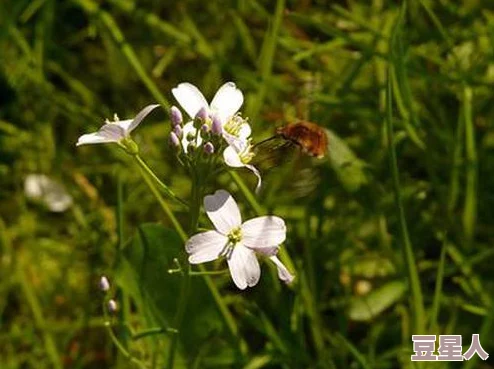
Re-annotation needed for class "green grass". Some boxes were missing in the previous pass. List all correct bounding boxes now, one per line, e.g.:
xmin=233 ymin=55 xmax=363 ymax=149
xmin=1 ymin=1 xmax=494 ymax=368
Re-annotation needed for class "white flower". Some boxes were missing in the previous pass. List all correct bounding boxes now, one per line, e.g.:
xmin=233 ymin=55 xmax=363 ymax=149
xmin=24 ymin=174 xmax=73 ymax=212
xmin=185 ymin=190 xmax=293 ymax=290
xmin=76 ymin=104 xmax=160 ymax=146
xmin=172 ymin=82 xmax=251 ymax=139
xmin=223 ymin=136 xmax=262 ymax=193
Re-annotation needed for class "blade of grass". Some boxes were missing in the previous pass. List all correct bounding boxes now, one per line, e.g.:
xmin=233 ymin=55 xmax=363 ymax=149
xmin=247 ymin=0 xmax=284 ymax=121
xmin=386 ymin=2 xmax=425 ymax=335
xmin=18 ymin=268 xmax=63 ymax=369
xmin=107 ymin=0 xmax=191 ymax=45
xmin=334 ymin=332 xmax=372 ymax=369
xmin=73 ymin=0 xmax=170 ymax=110
xmin=462 ymin=85 xmax=477 ymax=247
xmin=447 ymin=104 xmax=464 ymax=215
xmin=429 ymin=234 xmax=447 ymax=333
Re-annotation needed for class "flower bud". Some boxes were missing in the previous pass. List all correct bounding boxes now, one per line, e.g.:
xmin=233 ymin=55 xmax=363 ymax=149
xmin=186 ymin=131 xmax=196 ymax=141
xmin=99 ymin=276 xmax=110 ymax=292
xmin=211 ymin=115 xmax=222 ymax=135
xmin=201 ymin=123 xmax=209 ymax=134
xmin=169 ymin=132 xmax=180 ymax=147
xmin=108 ymin=299 xmax=118 ymax=314
xmin=204 ymin=142 xmax=214 ymax=154
xmin=195 ymin=107 xmax=208 ymax=122
xmin=173 ymin=125 xmax=183 ymax=138
xmin=170 ymin=106 xmax=183 ymax=126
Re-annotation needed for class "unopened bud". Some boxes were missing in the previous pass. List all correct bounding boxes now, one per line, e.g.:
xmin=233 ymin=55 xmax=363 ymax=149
xmin=186 ymin=131 xmax=196 ymax=141
xmin=108 ymin=299 xmax=118 ymax=314
xmin=201 ymin=124 xmax=209 ymax=134
xmin=169 ymin=131 xmax=180 ymax=147
xmin=99 ymin=276 xmax=110 ymax=292
xmin=170 ymin=106 xmax=183 ymax=126
xmin=204 ymin=142 xmax=214 ymax=154
xmin=173 ymin=125 xmax=183 ymax=138
xmin=211 ymin=115 xmax=222 ymax=135
xmin=195 ymin=107 xmax=208 ymax=122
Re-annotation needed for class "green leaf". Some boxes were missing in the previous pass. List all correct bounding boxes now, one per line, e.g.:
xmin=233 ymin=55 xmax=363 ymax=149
xmin=348 ymin=280 xmax=407 ymax=321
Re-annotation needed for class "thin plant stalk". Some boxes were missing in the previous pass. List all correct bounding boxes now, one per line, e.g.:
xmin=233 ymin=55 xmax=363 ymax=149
xmin=134 ymin=155 xmax=188 ymax=208
xmin=385 ymin=67 xmax=425 ymax=334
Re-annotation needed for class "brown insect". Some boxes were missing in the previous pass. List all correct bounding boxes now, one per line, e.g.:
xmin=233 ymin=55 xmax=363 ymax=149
xmin=275 ymin=121 xmax=328 ymax=159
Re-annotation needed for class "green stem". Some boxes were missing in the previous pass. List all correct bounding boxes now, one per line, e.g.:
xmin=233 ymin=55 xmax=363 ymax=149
xmin=135 ymin=155 xmax=188 ymax=208
xmin=462 ymin=85 xmax=477 ymax=247
xmin=385 ymin=67 xmax=425 ymax=334
xmin=103 ymin=304 xmax=148 ymax=369
xmin=136 ymin=162 xmax=187 ymax=240
xmin=132 ymin=327 xmax=178 ymax=341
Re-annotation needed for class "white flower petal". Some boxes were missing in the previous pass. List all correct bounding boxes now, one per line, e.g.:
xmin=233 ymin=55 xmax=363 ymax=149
xmin=238 ymin=122 xmax=251 ymax=140
xmin=245 ymin=164 xmax=262 ymax=194
xmin=115 ymin=119 xmax=134 ymax=132
xmin=269 ymin=255 xmax=294 ymax=284
xmin=210 ymin=82 xmax=244 ymax=124
xmin=204 ymin=189 xmax=242 ymax=234
xmin=223 ymin=146 xmax=244 ymax=168
xmin=186 ymin=231 xmax=228 ymax=264
xmin=127 ymin=104 xmax=160 ymax=133
xmin=172 ymin=83 xmax=209 ymax=119
xmin=76 ymin=132 xmax=119 ymax=146
xmin=227 ymin=244 xmax=260 ymax=290
xmin=241 ymin=216 xmax=286 ymax=249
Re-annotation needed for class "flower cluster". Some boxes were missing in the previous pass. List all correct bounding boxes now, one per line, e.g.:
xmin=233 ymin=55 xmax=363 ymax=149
xmin=170 ymin=82 xmax=261 ymax=192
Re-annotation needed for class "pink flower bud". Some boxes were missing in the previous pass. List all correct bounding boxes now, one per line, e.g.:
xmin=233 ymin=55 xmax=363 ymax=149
xmin=211 ymin=115 xmax=222 ymax=135
xmin=170 ymin=106 xmax=182 ymax=126
xmin=195 ymin=107 xmax=208 ymax=122
xmin=173 ymin=125 xmax=183 ymax=138
xmin=169 ymin=131 xmax=180 ymax=147
xmin=99 ymin=276 xmax=110 ymax=292
xmin=204 ymin=142 xmax=214 ymax=154
xmin=108 ymin=299 xmax=118 ymax=314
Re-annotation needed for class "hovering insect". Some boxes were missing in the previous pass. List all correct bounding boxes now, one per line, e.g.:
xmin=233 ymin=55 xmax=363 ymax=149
xmin=251 ymin=121 xmax=328 ymax=198
xmin=276 ymin=121 xmax=328 ymax=159
xmin=255 ymin=121 xmax=329 ymax=160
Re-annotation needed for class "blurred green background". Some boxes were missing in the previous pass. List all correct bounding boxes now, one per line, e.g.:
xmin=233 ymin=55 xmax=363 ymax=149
xmin=1 ymin=0 xmax=493 ymax=368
